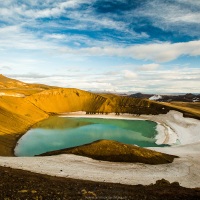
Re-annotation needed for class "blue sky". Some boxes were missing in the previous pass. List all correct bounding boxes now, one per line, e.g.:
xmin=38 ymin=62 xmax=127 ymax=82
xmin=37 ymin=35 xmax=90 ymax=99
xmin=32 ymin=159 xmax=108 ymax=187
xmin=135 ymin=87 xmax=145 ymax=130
xmin=0 ymin=0 xmax=200 ymax=93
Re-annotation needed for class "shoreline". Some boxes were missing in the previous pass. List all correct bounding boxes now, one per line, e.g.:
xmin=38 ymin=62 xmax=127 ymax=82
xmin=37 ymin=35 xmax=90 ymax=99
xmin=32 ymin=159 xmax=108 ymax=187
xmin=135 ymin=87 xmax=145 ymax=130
xmin=65 ymin=112 xmax=175 ymax=145
xmin=0 ymin=110 xmax=200 ymax=188
xmin=59 ymin=111 xmax=144 ymax=120
xmin=11 ymin=119 xmax=50 ymax=157
xmin=59 ymin=110 xmax=199 ymax=146
xmin=13 ymin=111 xmax=165 ymax=156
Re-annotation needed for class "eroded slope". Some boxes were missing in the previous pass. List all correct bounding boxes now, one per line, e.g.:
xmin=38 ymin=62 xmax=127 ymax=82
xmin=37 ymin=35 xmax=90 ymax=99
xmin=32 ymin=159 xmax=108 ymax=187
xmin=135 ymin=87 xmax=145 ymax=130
xmin=26 ymin=88 xmax=106 ymax=113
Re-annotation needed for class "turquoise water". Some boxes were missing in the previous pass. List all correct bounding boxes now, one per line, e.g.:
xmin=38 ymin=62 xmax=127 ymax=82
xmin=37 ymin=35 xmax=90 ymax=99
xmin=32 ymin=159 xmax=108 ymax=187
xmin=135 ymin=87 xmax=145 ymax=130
xmin=14 ymin=116 xmax=164 ymax=157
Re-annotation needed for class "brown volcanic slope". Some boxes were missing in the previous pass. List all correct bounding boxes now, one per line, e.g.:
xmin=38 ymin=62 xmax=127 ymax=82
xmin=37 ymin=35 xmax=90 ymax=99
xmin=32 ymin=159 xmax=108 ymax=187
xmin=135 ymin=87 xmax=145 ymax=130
xmin=161 ymin=101 xmax=200 ymax=118
xmin=0 ymin=86 xmax=108 ymax=156
xmin=26 ymin=88 xmax=106 ymax=113
xmin=98 ymin=94 xmax=200 ymax=119
xmin=40 ymin=140 xmax=178 ymax=165
xmin=27 ymin=88 xmax=199 ymax=118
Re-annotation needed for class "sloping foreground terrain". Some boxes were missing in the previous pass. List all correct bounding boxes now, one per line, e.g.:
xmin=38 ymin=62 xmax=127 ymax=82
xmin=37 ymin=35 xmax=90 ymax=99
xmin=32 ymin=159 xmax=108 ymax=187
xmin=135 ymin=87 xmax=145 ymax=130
xmin=0 ymin=165 xmax=200 ymax=200
xmin=40 ymin=140 xmax=178 ymax=165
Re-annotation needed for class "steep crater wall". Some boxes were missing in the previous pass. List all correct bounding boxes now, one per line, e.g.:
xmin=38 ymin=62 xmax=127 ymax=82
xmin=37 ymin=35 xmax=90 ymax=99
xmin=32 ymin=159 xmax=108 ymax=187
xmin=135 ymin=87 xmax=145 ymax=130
xmin=26 ymin=88 xmax=106 ymax=113
xmin=0 ymin=88 xmax=199 ymax=156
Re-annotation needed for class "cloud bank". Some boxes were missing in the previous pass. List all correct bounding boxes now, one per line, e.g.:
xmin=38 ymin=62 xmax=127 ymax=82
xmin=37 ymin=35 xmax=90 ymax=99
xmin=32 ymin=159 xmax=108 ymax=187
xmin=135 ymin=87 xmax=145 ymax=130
xmin=59 ymin=40 xmax=200 ymax=62
xmin=0 ymin=0 xmax=199 ymax=93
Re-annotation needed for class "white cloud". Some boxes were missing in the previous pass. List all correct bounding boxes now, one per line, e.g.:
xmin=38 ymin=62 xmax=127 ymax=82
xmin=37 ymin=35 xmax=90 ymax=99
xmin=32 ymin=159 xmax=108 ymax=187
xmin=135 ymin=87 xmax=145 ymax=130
xmin=45 ymin=34 xmax=66 ymax=40
xmin=0 ymin=0 xmax=90 ymax=20
xmin=172 ymin=13 xmax=200 ymax=23
xmin=0 ymin=0 xmax=199 ymax=94
xmin=134 ymin=0 xmax=200 ymax=36
xmin=0 ymin=0 xmax=148 ymax=41
xmin=137 ymin=63 xmax=160 ymax=71
xmin=0 ymin=66 xmax=12 ymax=71
xmin=27 ymin=0 xmax=85 ymax=18
xmin=1 ymin=24 xmax=200 ymax=64
xmin=43 ymin=33 xmax=115 ymax=47
xmin=176 ymin=0 xmax=200 ymax=7
xmin=6 ymin=66 xmax=200 ymax=93
xmin=0 ymin=25 xmax=56 ymax=50
xmin=60 ymin=40 xmax=200 ymax=62
xmin=123 ymin=70 xmax=138 ymax=79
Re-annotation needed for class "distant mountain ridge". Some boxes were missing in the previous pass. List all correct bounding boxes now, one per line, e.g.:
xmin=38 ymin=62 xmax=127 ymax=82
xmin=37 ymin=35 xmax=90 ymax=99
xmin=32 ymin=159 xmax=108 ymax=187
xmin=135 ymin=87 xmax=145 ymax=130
xmin=129 ymin=92 xmax=153 ymax=99
xmin=129 ymin=92 xmax=200 ymax=102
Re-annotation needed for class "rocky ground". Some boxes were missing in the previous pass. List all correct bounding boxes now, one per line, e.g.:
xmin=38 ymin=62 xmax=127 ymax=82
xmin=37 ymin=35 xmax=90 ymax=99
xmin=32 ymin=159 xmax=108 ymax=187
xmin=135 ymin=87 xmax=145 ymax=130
xmin=0 ymin=166 xmax=200 ymax=200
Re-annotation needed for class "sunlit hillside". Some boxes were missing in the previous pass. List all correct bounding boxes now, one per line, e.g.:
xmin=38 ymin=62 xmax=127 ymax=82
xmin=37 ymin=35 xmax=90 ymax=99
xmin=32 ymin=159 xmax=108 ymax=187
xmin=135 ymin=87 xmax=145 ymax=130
xmin=0 ymin=96 xmax=48 ymax=155
xmin=26 ymin=88 xmax=106 ymax=113
xmin=0 ymin=74 xmax=56 ymax=96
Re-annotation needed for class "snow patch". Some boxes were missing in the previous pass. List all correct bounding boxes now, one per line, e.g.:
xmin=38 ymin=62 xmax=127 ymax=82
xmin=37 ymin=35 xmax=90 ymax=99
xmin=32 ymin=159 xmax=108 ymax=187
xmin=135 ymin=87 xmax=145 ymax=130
xmin=0 ymin=111 xmax=200 ymax=188
xmin=146 ymin=110 xmax=200 ymax=146
xmin=149 ymin=95 xmax=162 ymax=101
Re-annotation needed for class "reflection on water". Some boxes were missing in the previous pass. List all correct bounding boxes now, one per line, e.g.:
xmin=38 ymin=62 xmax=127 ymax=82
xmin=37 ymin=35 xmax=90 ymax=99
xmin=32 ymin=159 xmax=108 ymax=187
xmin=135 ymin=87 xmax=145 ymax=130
xmin=15 ymin=116 xmax=165 ymax=157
